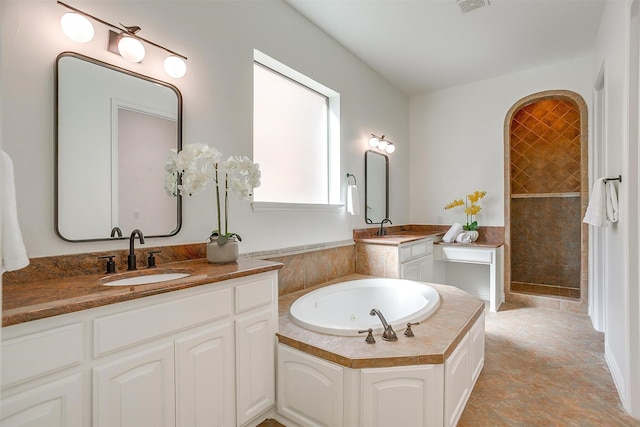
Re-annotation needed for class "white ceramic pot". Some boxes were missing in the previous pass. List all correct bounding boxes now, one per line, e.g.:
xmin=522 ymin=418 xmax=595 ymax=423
xmin=207 ymin=237 xmax=239 ymax=264
xmin=468 ymin=230 xmax=479 ymax=242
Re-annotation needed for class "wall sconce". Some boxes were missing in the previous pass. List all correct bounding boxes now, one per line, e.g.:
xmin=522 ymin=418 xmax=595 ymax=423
xmin=57 ymin=1 xmax=188 ymax=78
xmin=368 ymin=134 xmax=396 ymax=154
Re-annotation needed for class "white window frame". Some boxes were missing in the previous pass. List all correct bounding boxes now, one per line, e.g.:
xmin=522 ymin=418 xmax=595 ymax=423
xmin=252 ymin=50 xmax=341 ymax=213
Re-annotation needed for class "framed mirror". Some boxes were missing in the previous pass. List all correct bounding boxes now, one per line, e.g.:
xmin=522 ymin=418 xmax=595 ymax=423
xmin=56 ymin=52 xmax=182 ymax=242
xmin=365 ymin=150 xmax=389 ymax=224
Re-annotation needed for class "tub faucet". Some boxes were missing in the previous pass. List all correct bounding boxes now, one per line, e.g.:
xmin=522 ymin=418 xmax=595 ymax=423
xmin=370 ymin=308 xmax=398 ymax=341
xmin=127 ymin=229 xmax=145 ymax=271
xmin=377 ymin=218 xmax=392 ymax=236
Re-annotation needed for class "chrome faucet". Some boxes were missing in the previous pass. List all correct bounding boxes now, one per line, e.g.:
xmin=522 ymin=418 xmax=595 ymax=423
xmin=110 ymin=226 xmax=123 ymax=238
xmin=127 ymin=229 xmax=145 ymax=271
xmin=370 ymin=308 xmax=398 ymax=341
xmin=377 ymin=218 xmax=392 ymax=236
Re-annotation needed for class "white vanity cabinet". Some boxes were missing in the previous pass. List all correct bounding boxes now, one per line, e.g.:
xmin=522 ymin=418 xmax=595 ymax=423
xmin=399 ymin=238 xmax=434 ymax=282
xmin=1 ymin=271 xmax=278 ymax=427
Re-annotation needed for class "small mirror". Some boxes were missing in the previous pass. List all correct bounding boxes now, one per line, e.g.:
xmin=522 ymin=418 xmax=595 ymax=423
xmin=365 ymin=150 xmax=389 ymax=224
xmin=56 ymin=52 xmax=182 ymax=242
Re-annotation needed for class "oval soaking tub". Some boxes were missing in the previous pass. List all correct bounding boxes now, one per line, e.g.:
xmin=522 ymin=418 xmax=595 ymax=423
xmin=289 ymin=278 xmax=440 ymax=336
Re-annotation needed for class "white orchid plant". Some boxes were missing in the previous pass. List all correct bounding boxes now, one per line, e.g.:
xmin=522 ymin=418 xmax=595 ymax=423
xmin=165 ymin=143 xmax=261 ymax=245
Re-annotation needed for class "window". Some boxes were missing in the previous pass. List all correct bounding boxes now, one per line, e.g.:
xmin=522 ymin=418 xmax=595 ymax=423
xmin=253 ymin=50 xmax=340 ymax=210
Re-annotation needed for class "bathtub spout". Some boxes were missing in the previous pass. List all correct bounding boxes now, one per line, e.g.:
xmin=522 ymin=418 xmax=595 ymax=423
xmin=370 ymin=308 xmax=398 ymax=341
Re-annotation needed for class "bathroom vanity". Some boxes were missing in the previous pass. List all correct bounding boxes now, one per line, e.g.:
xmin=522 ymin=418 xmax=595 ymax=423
xmin=276 ymin=275 xmax=485 ymax=427
xmin=1 ymin=258 xmax=281 ymax=427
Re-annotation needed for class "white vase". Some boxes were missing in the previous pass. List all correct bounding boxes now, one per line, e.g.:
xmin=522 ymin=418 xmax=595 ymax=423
xmin=468 ymin=230 xmax=479 ymax=242
xmin=207 ymin=237 xmax=239 ymax=264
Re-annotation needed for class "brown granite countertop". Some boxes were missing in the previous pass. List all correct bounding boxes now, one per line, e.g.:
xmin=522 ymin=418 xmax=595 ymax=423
xmin=2 ymin=257 xmax=282 ymax=327
xmin=353 ymin=224 xmax=504 ymax=248
xmin=276 ymin=274 xmax=485 ymax=369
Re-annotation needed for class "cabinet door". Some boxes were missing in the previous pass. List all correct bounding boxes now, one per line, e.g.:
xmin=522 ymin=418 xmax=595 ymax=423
xmin=400 ymin=255 xmax=434 ymax=282
xmin=277 ymin=344 xmax=344 ymax=427
xmin=175 ymin=323 xmax=235 ymax=427
xmin=444 ymin=332 xmax=470 ymax=427
xmin=236 ymin=307 xmax=276 ymax=425
xmin=361 ymin=365 xmax=444 ymax=427
xmin=93 ymin=343 xmax=175 ymax=427
xmin=1 ymin=373 xmax=83 ymax=427
xmin=469 ymin=313 xmax=485 ymax=387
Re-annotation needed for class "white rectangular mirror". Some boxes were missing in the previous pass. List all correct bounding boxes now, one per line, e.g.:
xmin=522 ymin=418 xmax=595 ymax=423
xmin=365 ymin=150 xmax=389 ymax=224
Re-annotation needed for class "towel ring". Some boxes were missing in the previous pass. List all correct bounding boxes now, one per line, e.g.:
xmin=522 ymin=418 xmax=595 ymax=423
xmin=346 ymin=173 xmax=357 ymax=186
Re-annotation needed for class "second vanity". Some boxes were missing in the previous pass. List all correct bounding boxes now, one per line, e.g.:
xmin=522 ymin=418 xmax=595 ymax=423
xmin=1 ymin=258 xmax=281 ymax=427
xmin=355 ymin=226 xmax=505 ymax=312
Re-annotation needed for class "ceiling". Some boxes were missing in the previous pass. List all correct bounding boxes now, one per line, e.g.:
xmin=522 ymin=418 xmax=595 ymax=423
xmin=285 ymin=0 xmax=606 ymax=95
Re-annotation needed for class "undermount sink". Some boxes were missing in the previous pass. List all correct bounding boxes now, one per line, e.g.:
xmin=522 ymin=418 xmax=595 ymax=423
xmin=101 ymin=271 xmax=191 ymax=286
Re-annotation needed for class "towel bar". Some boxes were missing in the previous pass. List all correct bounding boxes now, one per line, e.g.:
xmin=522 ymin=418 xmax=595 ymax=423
xmin=604 ymin=175 xmax=622 ymax=183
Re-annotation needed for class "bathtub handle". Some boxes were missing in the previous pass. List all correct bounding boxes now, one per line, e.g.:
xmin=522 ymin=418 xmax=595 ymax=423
xmin=404 ymin=322 xmax=420 ymax=337
xmin=358 ymin=328 xmax=376 ymax=344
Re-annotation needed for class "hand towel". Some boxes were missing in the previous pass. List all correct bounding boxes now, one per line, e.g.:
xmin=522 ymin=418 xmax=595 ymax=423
xmin=606 ymin=181 xmax=619 ymax=223
xmin=346 ymin=184 xmax=360 ymax=215
xmin=442 ymin=223 xmax=463 ymax=243
xmin=455 ymin=231 xmax=473 ymax=243
xmin=583 ymin=177 xmax=607 ymax=227
xmin=1 ymin=150 xmax=29 ymax=273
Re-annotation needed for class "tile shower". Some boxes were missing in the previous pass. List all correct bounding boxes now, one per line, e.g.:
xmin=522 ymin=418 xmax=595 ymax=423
xmin=509 ymin=98 xmax=584 ymax=299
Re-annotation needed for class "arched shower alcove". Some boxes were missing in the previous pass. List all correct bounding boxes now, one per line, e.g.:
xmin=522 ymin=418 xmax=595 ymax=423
xmin=504 ymin=90 xmax=589 ymax=313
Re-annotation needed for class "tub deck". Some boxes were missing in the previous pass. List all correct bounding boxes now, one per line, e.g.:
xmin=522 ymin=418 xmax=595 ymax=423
xmin=277 ymin=274 xmax=485 ymax=368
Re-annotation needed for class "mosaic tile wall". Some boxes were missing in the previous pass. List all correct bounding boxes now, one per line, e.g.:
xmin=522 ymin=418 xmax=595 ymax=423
xmin=509 ymin=99 xmax=582 ymax=296
xmin=510 ymin=99 xmax=581 ymax=194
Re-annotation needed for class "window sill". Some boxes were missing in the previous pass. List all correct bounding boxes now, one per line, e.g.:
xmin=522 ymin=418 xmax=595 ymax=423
xmin=251 ymin=202 xmax=344 ymax=213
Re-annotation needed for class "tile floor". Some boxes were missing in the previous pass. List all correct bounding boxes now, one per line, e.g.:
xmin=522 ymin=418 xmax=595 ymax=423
xmin=459 ymin=302 xmax=639 ymax=426
xmin=260 ymin=302 xmax=640 ymax=426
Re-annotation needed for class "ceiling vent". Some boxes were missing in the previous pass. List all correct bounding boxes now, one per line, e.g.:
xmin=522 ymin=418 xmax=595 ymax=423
xmin=456 ymin=0 xmax=490 ymax=14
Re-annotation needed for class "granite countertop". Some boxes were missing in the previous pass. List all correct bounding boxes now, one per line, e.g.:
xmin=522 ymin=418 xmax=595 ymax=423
xmin=276 ymin=274 xmax=485 ymax=369
xmin=2 ymin=257 xmax=282 ymax=327
xmin=353 ymin=224 xmax=504 ymax=248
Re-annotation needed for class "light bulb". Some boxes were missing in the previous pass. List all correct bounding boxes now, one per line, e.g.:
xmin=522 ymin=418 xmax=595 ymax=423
xmin=60 ymin=12 xmax=94 ymax=43
xmin=368 ymin=136 xmax=379 ymax=148
xmin=385 ymin=143 xmax=396 ymax=154
xmin=377 ymin=139 xmax=388 ymax=151
xmin=118 ymin=35 xmax=145 ymax=63
xmin=164 ymin=55 xmax=187 ymax=78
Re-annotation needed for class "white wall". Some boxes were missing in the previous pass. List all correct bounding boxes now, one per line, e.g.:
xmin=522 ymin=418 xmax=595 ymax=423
xmin=409 ymin=56 xmax=592 ymax=227
xmin=0 ymin=0 xmax=410 ymax=257
xmin=592 ymin=0 xmax=639 ymax=417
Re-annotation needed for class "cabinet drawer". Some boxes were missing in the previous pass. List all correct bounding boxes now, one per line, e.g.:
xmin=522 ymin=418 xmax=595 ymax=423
xmin=94 ymin=287 xmax=232 ymax=356
xmin=399 ymin=239 xmax=433 ymax=263
xmin=235 ymin=276 xmax=275 ymax=314
xmin=2 ymin=323 xmax=83 ymax=387
xmin=436 ymin=246 xmax=493 ymax=264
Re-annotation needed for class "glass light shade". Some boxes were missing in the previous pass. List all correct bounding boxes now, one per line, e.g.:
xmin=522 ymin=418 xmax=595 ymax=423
xmin=164 ymin=56 xmax=187 ymax=78
xmin=385 ymin=143 xmax=396 ymax=154
xmin=60 ymin=13 xmax=94 ymax=43
xmin=118 ymin=36 xmax=145 ymax=63
xmin=368 ymin=136 xmax=379 ymax=147
xmin=377 ymin=139 xmax=388 ymax=151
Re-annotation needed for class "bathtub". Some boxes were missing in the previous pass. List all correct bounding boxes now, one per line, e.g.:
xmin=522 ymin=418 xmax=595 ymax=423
xmin=289 ymin=278 xmax=440 ymax=336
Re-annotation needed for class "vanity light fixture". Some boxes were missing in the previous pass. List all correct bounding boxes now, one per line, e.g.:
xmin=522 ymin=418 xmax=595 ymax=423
xmin=368 ymin=134 xmax=396 ymax=154
xmin=57 ymin=1 xmax=188 ymax=77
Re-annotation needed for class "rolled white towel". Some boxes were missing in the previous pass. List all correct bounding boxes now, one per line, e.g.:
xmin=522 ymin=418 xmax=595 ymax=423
xmin=455 ymin=232 xmax=473 ymax=244
xmin=442 ymin=223 xmax=463 ymax=243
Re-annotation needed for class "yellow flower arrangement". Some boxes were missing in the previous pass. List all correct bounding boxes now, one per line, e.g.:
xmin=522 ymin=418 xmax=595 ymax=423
xmin=444 ymin=190 xmax=487 ymax=231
